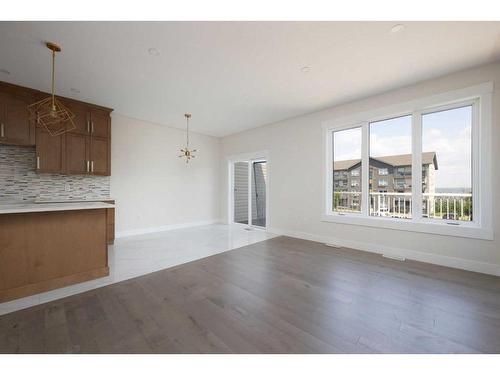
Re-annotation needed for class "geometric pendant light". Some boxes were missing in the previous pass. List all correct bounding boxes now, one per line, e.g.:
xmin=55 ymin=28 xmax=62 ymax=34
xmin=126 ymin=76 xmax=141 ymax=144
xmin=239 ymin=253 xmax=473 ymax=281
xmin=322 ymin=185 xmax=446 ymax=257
xmin=27 ymin=42 xmax=76 ymax=136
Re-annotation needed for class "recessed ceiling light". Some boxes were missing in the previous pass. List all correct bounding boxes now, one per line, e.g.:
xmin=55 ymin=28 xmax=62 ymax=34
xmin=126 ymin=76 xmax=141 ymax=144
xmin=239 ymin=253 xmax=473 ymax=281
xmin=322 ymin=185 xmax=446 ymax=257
xmin=148 ymin=47 xmax=160 ymax=56
xmin=390 ymin=24 xmax=405 ymax=34
xmin=70 ymin=88 xmax=80 ymax=94
xmin=300 ymin=66 xmax=312 ymax=73
xmin=0 ymin=68 xmax=11 ymax=75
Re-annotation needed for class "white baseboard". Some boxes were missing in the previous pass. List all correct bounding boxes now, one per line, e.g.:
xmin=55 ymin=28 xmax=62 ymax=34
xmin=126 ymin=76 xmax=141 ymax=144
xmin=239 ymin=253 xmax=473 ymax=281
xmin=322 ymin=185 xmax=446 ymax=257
xmin=116 ymin=220 xmax=220 ymax=238
xmin=268 ymin=227 xmax=500 ymax=276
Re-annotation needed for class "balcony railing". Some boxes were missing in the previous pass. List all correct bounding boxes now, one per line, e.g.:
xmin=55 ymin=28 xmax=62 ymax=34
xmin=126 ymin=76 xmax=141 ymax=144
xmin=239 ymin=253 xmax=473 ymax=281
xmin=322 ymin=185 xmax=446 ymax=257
xmin=371 ymin=192 xmax=412 ymax=219
xmin=423 ymin=192 xmax=472 ymax=221
xmin=333 ymin=191 xmax=472 ymax=221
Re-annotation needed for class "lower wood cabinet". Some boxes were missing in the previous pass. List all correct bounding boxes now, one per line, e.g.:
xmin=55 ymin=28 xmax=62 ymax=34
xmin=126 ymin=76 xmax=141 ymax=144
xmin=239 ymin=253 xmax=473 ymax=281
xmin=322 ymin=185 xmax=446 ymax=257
xmin=104 ymin=200 xmax=115 ymax=245
xmin=0 ymin=209 xmax=109 ymax=303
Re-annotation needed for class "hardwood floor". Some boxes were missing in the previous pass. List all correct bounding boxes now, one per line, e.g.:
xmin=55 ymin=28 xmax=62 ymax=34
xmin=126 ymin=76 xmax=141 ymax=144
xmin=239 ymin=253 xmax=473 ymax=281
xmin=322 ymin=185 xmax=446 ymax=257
xmin=1 ymin=236 xmax=500 ymax=353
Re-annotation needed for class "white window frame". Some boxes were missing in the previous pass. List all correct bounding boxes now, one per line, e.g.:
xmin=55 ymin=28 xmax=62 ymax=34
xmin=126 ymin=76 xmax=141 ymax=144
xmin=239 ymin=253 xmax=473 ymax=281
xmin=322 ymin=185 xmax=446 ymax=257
xmin=322 ymin=82 xmax=493 ymax=240
xmin=378 ymin=168 xmax=389 ymax=175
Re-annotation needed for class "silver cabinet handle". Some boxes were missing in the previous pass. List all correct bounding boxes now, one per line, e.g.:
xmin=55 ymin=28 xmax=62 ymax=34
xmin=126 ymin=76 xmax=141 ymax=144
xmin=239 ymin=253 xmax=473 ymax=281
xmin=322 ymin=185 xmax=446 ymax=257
xmin=90 ymin=161 xmax=94 ymax=173
xmin=86 ymin=160 xmax=90 ymax=173
xmin=0 ymin=123 xmax=4 ymax=138
xmin=36 ymin=156 xmax=40 ymax=170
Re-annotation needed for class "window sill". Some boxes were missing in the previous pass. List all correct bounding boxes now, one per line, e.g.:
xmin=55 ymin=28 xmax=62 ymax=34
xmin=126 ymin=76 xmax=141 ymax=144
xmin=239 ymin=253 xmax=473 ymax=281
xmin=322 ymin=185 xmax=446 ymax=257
xmin=321 ymin=213 xmax=493 ymax=240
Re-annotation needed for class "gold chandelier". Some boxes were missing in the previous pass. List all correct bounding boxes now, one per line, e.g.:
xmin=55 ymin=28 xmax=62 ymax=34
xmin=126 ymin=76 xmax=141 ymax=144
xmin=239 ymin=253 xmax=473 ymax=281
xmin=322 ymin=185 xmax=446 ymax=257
xmin=27 ymin=42 xmax=76 ymax=136
xmin=179 ymin=113 xmax=197 ymax=163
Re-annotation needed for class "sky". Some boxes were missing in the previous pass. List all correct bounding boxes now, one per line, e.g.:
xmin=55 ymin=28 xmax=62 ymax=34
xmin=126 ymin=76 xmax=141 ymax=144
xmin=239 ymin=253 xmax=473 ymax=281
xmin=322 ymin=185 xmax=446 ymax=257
xmin=333 ymin=106 xmax=472 ymax=189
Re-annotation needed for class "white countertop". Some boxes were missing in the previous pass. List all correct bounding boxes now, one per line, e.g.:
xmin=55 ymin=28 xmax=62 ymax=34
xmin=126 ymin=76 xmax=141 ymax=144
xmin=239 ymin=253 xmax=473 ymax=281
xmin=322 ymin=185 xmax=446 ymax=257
xmin=0 ymin=201 xmax=115 ymax=214
xmin=34 ymin=198 xmax=115 ymax=203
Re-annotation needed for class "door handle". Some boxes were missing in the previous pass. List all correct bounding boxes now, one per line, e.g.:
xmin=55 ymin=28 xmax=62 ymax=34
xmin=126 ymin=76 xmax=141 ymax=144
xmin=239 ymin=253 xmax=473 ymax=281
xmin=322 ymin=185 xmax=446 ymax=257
xmin=36 ymin=156 xmax=40 ymax=170
xmin=86 ymin=160 xmax=90 ymax=173
xmin=0 ymin=123 xmax=4 ymax=138
xmin=91 ymin=161 xmax=94 ymax=173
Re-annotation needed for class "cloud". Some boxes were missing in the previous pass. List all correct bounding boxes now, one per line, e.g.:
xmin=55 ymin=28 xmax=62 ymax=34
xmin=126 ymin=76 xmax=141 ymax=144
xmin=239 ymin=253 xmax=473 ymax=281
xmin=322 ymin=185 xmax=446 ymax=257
xmin=333 ymin=128 xmax=362 ymax=160
xmin=423 ymin=126 xmax=471 ymax=188
xmin=370 ymin=134 xmax=411 ymax=156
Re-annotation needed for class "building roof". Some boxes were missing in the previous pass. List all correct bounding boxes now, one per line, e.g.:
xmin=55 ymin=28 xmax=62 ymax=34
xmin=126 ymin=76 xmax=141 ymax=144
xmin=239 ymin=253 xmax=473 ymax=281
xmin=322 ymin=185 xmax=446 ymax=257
xmin=333 ymin=152 xmax=438 ymax=171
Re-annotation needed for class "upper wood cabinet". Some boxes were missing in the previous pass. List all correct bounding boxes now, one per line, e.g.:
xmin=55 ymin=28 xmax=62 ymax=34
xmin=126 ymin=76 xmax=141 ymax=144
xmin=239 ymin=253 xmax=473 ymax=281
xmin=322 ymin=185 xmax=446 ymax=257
xmin=0 ymin=81 xmax=112 ymax=176
xmin=65 ymin=132 xmax=89 ymax=175
xmin=62 ymin=103 xmax=111 ymax=176
xmin=35 ymin=127 xmax=64 ymax=173
xmin=90 ymin=137 xmax=110 ymax=175
xmin=90 ymin=109 xmax=110 ymax=139
xmin=64 ymin=100 xmax=90 ymax=135
xmin=0 ymin=91 xmax=35 ymax=146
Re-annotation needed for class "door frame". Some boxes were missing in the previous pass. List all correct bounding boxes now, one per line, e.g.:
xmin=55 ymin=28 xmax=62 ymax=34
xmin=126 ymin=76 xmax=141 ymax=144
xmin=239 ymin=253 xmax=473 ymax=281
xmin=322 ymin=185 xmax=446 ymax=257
xmin=227 ymin=150 xmax=269 ymax=230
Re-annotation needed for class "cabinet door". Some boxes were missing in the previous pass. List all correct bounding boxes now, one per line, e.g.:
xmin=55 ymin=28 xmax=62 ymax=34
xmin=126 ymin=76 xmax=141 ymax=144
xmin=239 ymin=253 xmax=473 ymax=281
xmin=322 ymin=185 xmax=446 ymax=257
xmin=0 ymin=93 xmax=35 ymax=145
xmin=35 ymin=128 xmax=63 ymax=173
xmin=63 ymin=100 xmax=90 ymax=135
xmin=90 ymin=137 xmax=110 ymax=176
xmin=90 ymin=109 xmax=110 ymax=138
xmin=65 ymin=133 xmax=90 ymax=174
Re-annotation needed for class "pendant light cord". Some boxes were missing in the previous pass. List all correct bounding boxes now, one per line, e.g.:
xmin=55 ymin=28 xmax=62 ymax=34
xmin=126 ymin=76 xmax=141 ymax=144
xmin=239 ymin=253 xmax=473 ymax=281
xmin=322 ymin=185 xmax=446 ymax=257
xmin=51 ymin=49 xmax=56 ymax=110
xmin=186 ymin=116 xmax=189 ymax=149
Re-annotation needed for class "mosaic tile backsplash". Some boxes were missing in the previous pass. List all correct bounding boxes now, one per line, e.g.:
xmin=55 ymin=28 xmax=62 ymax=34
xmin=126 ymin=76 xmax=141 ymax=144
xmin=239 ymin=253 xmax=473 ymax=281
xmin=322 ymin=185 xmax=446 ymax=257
xmin=0 ymin=145 xmax=110 ymax=203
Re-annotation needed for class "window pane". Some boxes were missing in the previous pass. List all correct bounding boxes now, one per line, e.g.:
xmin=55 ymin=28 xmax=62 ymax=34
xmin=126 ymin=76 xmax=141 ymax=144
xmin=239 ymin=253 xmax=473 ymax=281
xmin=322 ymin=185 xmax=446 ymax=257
xmin=422 ymin=105 xmax=472 ymax=221
xmin=369 ymin=115 xmax=412 ymax=218
xmin=333 ymin=127 xmax=362 ymax=213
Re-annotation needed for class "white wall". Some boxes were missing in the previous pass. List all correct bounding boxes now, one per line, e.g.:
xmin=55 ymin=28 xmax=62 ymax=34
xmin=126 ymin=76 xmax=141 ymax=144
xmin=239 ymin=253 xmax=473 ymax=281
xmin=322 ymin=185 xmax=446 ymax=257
xmin=220 ymin=62 xmax=500 ymax=275
xmin=110 ymin=114 xmax=220 ymax=236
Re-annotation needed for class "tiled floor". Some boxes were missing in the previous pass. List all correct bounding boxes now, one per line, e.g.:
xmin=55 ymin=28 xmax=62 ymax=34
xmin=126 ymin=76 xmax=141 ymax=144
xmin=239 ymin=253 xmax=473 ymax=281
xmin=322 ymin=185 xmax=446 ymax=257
xmin=0 ymin=224 xmax=275 ymax=316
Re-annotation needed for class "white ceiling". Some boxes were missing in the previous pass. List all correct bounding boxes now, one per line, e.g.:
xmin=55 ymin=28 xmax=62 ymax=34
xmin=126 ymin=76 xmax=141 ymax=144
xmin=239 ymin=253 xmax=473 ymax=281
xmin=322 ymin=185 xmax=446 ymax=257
xmin=1 ymin=22 xmax=500 ymax=137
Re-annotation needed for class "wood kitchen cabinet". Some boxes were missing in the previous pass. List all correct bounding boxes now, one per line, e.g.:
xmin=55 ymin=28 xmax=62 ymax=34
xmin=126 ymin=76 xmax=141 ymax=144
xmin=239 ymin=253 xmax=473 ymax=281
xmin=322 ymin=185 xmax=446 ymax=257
xmin=0 ymin=91 xmax=35 ymax=146
xmin=104 ymin=199 xmax=115 ymax=244
xmin=65 ymin=132 xmax=89 ymax=174
xmin=0 ymin=80 xmax=112 ymax=176
xmin=90 ymin=108 xmax=111 ymax=138
xmin=63 ymin=100 xmax=90 ymax=175
xmin=63 ymin=104 xmax=111 ymax=176
xmin=90 ymin=136 xmax=110 ymax=175
xmin=0 ymin=207 xmax=109 ymax=303
xmin=35 ymin=127 xmax=64 ymax=173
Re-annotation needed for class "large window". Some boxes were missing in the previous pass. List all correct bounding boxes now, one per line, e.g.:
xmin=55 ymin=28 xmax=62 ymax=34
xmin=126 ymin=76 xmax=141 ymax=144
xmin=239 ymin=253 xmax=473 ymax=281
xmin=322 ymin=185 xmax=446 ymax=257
xmin=324 ymin=83 xmax=492 ymax=240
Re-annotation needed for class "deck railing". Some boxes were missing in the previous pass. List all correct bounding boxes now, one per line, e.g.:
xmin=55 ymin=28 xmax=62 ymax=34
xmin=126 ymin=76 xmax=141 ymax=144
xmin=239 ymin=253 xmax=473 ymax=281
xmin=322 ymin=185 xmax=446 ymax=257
xmin=333 ymin=191 xmax=472 ymax=221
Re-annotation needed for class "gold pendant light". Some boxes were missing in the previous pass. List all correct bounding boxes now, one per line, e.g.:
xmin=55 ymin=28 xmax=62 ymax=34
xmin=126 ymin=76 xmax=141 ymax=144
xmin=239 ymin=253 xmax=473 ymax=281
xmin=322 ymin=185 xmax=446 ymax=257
xmin=179 ymin=113 xmax=197 ymax=163
xmin=27 ymin=42 xmax=76 ymax=137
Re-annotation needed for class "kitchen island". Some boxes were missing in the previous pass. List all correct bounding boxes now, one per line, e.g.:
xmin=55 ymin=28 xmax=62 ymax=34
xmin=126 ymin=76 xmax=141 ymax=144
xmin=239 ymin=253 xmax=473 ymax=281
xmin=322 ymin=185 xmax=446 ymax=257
xmin=0 ymin=202 xmax=114 ymax=303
